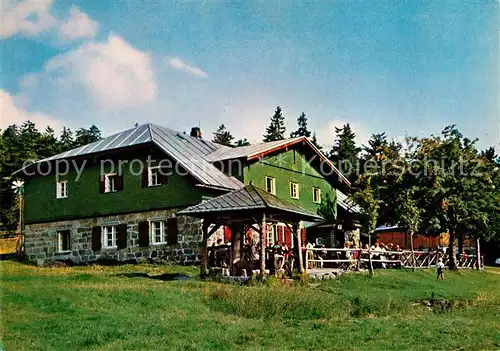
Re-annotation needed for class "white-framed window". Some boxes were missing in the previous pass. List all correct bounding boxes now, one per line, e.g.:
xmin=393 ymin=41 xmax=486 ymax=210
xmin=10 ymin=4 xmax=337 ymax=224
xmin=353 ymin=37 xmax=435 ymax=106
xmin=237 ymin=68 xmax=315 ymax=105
xmin=265 ymin=176 xmax=275 ymax=194
xmin=102 ymin=226 xmax=117 ymax=248
xmin=56 ymin=180 xmax=68 ymax=199
xmin=290 ymin=182 xmax=299 ymax=199
xmin=57 ymin=230 xmax=71 ymax=252
xmin=267 ymin=224 xmax=275 ymax=244
xmin=313 ymin=187 xmax=321 ymax=203
xmin=104 ymin=174 xmax=117 ymax=193
xmin=149 ymin=167 xmax=160 ymax=186
xmin=150 ymin=220 xmax=168 ymax=244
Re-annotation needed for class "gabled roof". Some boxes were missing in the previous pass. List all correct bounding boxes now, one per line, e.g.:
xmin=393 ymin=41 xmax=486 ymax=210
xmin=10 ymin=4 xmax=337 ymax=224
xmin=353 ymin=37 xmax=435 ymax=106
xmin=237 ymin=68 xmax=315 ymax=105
xmin=178 ymin=183 xmax=324 ymax=222
xmin=206 ymin=136 xmax=350 ymax=185
xmin=14 ymin=124 xmax=242 ymax=190
xmin=14 ymin=123 xmax=350 ymax=191
xmin=205 ymin=137 xmax=303 ymax=162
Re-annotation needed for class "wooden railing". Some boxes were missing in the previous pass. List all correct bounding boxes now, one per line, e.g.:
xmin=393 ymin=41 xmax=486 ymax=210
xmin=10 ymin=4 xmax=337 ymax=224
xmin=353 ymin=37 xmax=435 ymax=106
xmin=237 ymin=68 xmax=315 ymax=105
xmin=304 ymin=248 xmax=483 ymax=271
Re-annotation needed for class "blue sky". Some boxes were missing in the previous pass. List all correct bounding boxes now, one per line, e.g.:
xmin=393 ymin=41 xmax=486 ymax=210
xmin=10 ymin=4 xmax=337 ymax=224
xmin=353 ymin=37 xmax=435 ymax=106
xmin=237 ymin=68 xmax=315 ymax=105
xmin=1 ymin=1 xmax=498 ymax=150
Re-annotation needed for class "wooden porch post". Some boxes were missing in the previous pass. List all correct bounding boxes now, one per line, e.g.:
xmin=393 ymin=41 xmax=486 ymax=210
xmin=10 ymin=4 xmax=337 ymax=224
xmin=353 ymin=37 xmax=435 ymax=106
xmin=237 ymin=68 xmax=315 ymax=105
xmin=260 ymin=213 xmax=266 ymax=275
xmin=201 ymin=221 xmax=210 ymax=278
xmin=230 ymin=223 xmax=242 ymax=276
xmin=296 ymin=222 xmax=304 ymax=274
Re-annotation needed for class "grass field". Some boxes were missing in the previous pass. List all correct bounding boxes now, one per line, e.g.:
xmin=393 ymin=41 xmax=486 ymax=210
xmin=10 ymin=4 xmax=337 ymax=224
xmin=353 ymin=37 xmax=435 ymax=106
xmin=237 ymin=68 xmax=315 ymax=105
xmin=1 ymin=261 xmax=499 ymax=350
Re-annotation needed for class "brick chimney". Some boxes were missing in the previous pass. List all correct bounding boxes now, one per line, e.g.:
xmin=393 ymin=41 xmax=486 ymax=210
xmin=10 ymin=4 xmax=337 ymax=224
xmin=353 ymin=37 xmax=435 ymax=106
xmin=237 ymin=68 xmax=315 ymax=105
xmin=190 ymin=127 xmax=202 ymax=138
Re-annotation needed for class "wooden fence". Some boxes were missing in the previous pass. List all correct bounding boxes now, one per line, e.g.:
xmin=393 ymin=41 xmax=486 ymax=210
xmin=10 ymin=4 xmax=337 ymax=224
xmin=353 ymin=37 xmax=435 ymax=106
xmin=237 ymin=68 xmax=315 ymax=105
xmin=304 ymin=247 xmax=483 ymax=271
xmin=0 ymin=233 xmax=23 ymax=256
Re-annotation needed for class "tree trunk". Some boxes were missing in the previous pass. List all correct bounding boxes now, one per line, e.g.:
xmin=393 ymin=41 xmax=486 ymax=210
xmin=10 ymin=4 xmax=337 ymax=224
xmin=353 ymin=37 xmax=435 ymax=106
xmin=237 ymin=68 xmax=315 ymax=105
xmin=476 ymin=237 xmax=481 ymax=271
xmin=230 ymin=225 xmax=241 ymax=276
xmin=458 ymin=232 xmax=464 ymax=256
xmin=410 ymin=230 xmax=416 ymax=272
xmin=448 ymin=228 xmax=458 ymax=271
xmin=296 ymin=223 xmax=304 ymax=274
xmin=368 ymin=231 xmax=373 ymax=275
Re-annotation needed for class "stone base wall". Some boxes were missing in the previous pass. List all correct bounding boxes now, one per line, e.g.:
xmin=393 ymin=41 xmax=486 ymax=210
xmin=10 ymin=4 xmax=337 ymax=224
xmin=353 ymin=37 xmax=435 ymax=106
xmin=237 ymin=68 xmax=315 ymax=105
xmin=24 ymin=210 xmax=203 ymax=266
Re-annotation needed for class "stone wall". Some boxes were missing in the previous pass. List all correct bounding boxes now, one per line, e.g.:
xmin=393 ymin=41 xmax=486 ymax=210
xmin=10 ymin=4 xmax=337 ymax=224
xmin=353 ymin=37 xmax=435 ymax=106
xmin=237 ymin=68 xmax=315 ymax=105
xmin=24 ymin=209 xmax=203 ymax=266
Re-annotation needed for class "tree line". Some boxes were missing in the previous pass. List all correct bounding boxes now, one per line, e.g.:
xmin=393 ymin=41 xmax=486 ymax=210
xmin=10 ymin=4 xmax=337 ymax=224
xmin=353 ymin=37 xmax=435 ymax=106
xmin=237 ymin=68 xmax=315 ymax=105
xmin=1 ymin=110 xmax=499 ymax=270
xmin=0 ymin=122 xmax=101 ymax=229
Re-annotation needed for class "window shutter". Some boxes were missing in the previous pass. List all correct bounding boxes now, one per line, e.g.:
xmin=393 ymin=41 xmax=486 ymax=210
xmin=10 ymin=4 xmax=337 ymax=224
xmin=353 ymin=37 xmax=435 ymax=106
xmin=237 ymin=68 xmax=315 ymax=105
xmin=91 ymin=226 xmax=102 ymax=251
xmin=116 ymin=174 xmax=124 ymax=191
xmin=167 ymin=217 xmax=178 ymax=245
xmin=223 ymin=226 xmax=232 ymax=243
xmin=301 ymin=228 xmax=307 ymax=245
xmin=141 ymin=168 xmax=149 ymax=188
xmin=284 ymin=226 xmax=293 ymax=247
xmin=138 ymin=221 xmax=149 ymax=247
xmin=99 ymin=176 xmax=106 ymax=193
xmin=277 ymin=225 xmax=284 ymax=245
xmin=117 ymin=224 xmax=128 ymax=249
xmin=160 ymin=166 xmax=168 ymax=185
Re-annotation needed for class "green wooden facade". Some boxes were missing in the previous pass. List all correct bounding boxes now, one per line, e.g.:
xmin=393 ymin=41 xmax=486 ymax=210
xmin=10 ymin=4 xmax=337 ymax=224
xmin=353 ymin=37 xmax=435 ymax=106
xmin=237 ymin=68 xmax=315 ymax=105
xmin=24 ymin=156 xmax=207 ymax=224
xmin=24 ymin=144 xmax=338 ymax=224
xmin=243 ymin=149 xmax=337 ymax=216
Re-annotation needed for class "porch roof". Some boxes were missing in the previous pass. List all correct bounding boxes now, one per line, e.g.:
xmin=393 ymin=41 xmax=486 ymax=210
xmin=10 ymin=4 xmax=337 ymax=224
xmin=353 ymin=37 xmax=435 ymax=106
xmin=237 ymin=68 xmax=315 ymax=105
xmin=178 ymin=183 xmax=324 ymax=223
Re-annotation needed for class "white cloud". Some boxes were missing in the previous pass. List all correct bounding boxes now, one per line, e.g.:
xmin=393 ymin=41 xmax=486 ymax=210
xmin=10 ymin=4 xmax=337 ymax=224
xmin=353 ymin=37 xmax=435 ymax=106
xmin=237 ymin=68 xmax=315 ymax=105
xmin=44 ymin=34 xmax=157 ymax=109
xmin=0 ymin=89 xmax=62 ymax=131
xmin=167 ymin=57 xmax=208 ymax=78
xmin=58 ymin=6 xmax=98 ymax=42
xmin=0 ymin=0 xmax=57 ymax=38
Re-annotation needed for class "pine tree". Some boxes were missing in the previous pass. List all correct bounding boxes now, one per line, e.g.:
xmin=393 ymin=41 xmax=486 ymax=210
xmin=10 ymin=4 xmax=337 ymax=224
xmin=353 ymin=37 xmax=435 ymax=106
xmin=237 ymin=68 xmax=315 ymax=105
xmin=59 ymin=127 xmax=75 ymax=152
xmin=75 ymin=125 xmax=101 ymax=147
xmin=234 ymin=138 xmax=250 ymax=147
xmin=329 ymin=123 xmax=360 ymax=182
xmin=290 ymin=112 xmax=311 ymax=138
xmin=263 ymin=106 xmax=286 ymax=142
xmin=212 ymin=124 xmax=235 ymax=147
xmin=37 ymin=127 xmax=59 ymax=157
xmin=311 ymin=133 xmax=322 ymax=151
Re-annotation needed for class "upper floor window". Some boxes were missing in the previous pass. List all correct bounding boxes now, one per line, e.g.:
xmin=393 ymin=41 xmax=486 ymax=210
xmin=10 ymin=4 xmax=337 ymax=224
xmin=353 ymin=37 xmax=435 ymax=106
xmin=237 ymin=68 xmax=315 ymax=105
xmin=100 ymin=173 xmax=123 ymax=194
xmin=313 ymin=187 xmax=321 ymax=203
xmin=150 ymin=220 xmax=167 ymax=244
xmin=105 ymin=174 xmax=117 ymax=193
xmin=149 ymin=167 xmax=160 ymax=186
xmin=148 ymin=166 xmax=168 ymax=187
xmin=57 ymin=230 xmax=71 ymax=252
xmin=142 ymin=165 xmax=168 ymax=188
xmin=102 ymin=225 xmax=117 ymax=248
xmin=56 ymin=180 xmax=68 ymax=199
xmin=265 ymin=177 xmax=275 ymax=194
xmin=290 ymin=182 xmax=299 ymax=199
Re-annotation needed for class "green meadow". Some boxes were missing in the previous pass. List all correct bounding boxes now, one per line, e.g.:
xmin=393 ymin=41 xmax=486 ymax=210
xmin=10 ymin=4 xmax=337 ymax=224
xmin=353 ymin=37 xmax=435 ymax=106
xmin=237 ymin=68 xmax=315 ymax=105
xmin=1 ymin=261 xmax=499 ymax=350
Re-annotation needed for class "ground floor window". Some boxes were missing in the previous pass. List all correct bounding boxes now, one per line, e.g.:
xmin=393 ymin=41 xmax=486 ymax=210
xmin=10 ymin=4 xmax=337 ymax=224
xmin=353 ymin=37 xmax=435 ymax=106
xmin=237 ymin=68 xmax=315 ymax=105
xmin=102 ymin=226 xmax=117 ymax=248
xmin=57 ymin=230 xmax=71 ymax=252
xmin=150 ymin=220 xmax=168 ymax=244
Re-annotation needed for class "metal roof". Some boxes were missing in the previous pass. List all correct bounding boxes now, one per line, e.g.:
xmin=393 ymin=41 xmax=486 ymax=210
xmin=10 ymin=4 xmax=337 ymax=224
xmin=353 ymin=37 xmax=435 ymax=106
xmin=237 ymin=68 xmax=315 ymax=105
xmin=336 ymin=189 xmax=362 ymax=214
xmin=13 ymin=123 xmax=350 ymax=191
xmin=178 ymin=183 xmax=324 ymax=222
xmin=205 ymin=137 xmax=303 ymax=161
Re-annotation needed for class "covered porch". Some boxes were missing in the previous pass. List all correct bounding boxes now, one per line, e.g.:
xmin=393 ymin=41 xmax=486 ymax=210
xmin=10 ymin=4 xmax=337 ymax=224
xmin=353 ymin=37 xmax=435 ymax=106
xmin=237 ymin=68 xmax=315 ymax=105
xmin=178 ymin=183 xmax=324 ymax=277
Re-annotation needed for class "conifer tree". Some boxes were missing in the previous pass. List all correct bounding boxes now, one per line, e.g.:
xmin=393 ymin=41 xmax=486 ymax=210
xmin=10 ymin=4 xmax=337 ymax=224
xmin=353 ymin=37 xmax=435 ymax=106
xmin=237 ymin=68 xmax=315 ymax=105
xmin=263 ymin=106 xmax=286 ymax=142
xmin=311 ymin=133 xmax=322 ymax=151
xmin=234 ymin=138 xmax=250 ymax=147
xmin=212 ymin=124 xmax=235 ymax=147
xmin=329 ymin=123 xmax=360 ymax=182
xmin=290 ymin=112 xmax=311 ymax=138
